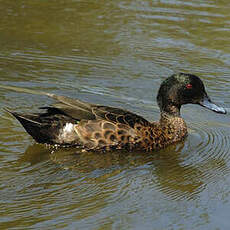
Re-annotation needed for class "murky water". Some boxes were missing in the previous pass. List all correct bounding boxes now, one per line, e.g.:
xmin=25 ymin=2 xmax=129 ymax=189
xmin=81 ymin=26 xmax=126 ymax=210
xmin=1 ymin=0 xmax=230 ymax=229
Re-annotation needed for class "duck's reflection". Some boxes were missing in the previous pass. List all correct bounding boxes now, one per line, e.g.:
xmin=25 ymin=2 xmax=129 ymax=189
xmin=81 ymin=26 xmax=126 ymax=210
xmin=19 ymin=144 xmax=51 ymax=165
xmin=20 ymin=140 xmax=226 ymax=200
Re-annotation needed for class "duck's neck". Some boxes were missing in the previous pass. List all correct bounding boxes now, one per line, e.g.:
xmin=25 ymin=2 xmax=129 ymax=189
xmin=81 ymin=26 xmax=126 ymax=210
xmin=160 ymin=104 xmax=181 ymax=117
xmin=159 ymin=105 xmax=187 ymax=142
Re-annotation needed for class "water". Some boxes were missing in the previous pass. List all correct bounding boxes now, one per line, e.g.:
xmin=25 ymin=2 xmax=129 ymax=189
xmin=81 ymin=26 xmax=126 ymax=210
xmin=1 ymin=0 xmax=230 ymax=229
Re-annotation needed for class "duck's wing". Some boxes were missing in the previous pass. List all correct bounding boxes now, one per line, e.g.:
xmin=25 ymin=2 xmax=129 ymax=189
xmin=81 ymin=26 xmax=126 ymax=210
xmin=45 ymin=94 xmax=150 ymax=127
xmin=43 ymin=94 xmax=96 ymax=121
xmin=4 ymin=91 xmax=150 ymax=148
xmin=91 ymin=106 xmax=150 ymax=128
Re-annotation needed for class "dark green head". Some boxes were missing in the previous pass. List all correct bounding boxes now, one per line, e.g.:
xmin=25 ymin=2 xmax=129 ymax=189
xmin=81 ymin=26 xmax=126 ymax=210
xmin=157 ymin=73 xmax=226 ymax=115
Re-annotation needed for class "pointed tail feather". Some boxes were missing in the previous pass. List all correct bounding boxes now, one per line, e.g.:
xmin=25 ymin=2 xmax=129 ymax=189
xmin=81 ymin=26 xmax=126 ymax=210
xmin=4 ymin=108 xmax=53 ymax=144
xmin=4 ymin=108 xmax=42 ymax=125
xmin=4 ymin=108 xmax=81 ymax=146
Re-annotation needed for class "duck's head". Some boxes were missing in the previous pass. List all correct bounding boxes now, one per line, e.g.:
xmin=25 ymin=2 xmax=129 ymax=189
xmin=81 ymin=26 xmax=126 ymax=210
xmin=157 ymin=73 xmax=226 ymax=116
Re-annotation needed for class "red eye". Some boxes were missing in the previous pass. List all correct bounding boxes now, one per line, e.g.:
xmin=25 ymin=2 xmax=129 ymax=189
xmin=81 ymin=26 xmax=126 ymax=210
xmin=186 ymin=83 xmax=192 ymax=89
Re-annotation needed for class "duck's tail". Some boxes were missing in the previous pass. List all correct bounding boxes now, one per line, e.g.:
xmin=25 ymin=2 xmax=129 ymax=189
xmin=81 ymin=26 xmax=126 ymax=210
xmin=4 ymin=108 xmax=79 ymax=146
xmin=5 ymin=108 xmax=49 ymax=144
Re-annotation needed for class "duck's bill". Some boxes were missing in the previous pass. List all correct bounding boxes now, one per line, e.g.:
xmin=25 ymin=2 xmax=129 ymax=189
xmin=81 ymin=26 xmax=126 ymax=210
xmin=198 ymin=95 xmax=226 ymax=114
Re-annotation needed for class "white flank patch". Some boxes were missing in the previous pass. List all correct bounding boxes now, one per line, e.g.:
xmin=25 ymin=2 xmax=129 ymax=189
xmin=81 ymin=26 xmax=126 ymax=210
xmin=58 ymin=123 xmax=77 ymax=143
xmin=63 ymin=123 xmax=74 ymax=133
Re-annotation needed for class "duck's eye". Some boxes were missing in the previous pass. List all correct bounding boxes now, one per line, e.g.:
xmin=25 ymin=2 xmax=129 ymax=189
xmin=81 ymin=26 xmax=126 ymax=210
xmin=186 ymin=83 xmax=193 ymax=89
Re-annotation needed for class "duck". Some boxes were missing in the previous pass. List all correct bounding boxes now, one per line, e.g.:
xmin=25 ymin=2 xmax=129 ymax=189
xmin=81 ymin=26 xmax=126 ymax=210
xmin=5 ymin=73 xmax=226 ymax=151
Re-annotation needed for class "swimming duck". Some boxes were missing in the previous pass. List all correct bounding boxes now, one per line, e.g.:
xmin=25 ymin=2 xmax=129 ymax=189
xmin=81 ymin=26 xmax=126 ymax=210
xmin=5 ymin=73 xmax=226 ymax=151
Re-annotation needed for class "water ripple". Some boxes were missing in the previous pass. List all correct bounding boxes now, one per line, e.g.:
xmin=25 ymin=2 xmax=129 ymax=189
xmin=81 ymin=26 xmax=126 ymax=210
xmin=186 ymin=121 xmax=230 ymax=182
